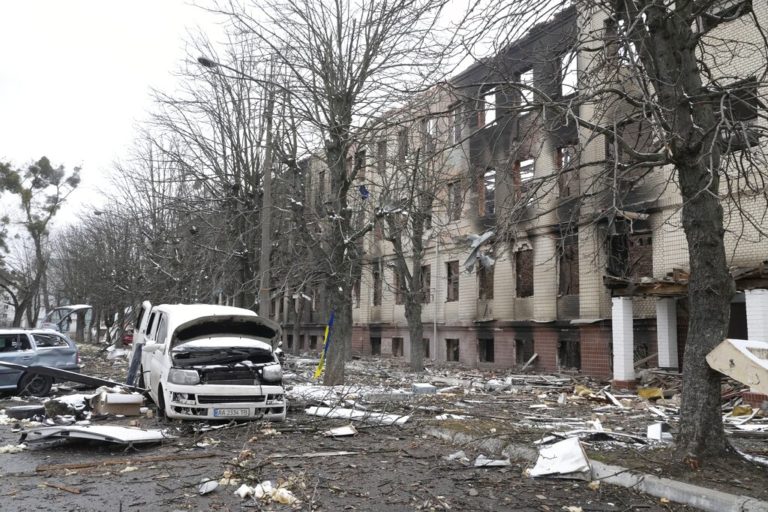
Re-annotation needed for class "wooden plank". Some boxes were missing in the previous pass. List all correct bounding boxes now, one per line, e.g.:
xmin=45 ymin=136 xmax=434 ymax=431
xmin=36 ymin=452 xmax=218 ymax=473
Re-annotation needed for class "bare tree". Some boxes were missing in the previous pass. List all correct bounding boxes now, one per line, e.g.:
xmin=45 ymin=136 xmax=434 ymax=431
xmin=213 ymin=0 xmax=452 ymax=384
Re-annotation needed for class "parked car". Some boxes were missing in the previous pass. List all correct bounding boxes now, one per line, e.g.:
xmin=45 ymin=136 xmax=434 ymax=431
xmin=0 ymin=329 xmax=80 ymax=396
xmin=136 ymin=304 xmax=286 ymax=421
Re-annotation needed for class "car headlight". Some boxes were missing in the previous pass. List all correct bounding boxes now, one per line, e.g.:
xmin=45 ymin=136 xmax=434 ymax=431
xmin=262 ymin=364 xmax=282 ymax=382
xmin=168 ymin=368 xmax=200 ymax=385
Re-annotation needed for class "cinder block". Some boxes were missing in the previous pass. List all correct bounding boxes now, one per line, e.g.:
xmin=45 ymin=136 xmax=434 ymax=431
xmin=412 ymin=383 xmax=437 ymax=394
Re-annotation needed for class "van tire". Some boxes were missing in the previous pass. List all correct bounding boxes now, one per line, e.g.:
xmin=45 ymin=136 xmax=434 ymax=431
xmin=156 ymin=384 xmax=167 ymax=418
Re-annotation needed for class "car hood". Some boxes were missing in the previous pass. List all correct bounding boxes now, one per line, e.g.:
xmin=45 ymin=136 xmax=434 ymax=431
xmin=170 ymin=314 xmax=281 ymax=349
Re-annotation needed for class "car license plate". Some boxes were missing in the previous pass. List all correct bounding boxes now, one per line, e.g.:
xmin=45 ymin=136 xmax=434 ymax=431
xmin=213 ymin=408 xmax=249 ymax=417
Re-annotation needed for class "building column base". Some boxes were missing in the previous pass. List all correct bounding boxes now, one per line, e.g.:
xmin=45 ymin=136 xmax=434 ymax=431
xmin=611 ymin=379 xmax=637 ymax=391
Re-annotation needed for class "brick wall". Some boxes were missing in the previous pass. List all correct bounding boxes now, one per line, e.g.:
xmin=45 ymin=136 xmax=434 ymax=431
xmin=533 ymin=325 xmax=558 ymax=372
xmin=579 ymin=323 xmax=612 ymax=379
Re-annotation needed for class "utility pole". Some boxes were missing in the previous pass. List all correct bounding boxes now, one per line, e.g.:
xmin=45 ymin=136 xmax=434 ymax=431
xmin=258 ymin=74 xmax=275 ymax=320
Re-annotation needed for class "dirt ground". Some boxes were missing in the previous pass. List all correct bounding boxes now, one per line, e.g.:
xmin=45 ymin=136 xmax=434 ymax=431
xmin=0 ymin=343 xmax=764 ymax=511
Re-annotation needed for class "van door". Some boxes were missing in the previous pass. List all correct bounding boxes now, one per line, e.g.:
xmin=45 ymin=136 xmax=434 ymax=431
xmin=148 ymin=314 xmax=169 ymax=394
xmin=126 ymin=301 xmax=152 ymax=386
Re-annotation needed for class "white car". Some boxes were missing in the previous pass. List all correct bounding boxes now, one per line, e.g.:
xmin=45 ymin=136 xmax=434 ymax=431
xmin=136 ymin=304 xmax=286 ymax=421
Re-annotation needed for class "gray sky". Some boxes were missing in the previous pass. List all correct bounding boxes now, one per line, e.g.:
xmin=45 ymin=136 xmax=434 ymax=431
xmin=0 ymin=0 xmax=221 ymax=224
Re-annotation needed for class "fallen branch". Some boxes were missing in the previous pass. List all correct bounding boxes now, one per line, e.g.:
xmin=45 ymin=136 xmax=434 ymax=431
xmin=42 ymin=482 xmax=81 ymax=494
xmin=36 ymin=452 xmax=218 ymax=473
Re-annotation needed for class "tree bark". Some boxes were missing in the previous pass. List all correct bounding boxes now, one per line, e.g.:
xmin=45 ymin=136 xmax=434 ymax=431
xmin=629 ymin=2 xmax=732 ymax=457
xmin=405 ymin=298 xmax=424 ymax=372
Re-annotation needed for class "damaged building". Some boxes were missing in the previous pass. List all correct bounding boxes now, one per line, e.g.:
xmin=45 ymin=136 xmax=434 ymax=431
xmin=276 ymin=2 xmax=768 ymax=388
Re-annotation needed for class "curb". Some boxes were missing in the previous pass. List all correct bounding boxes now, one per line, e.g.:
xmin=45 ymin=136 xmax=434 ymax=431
xmin=425 ymin=426 xmax=768 ymax=512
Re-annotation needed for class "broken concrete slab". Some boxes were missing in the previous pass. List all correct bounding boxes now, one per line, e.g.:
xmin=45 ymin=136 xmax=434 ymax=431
xmin=20 ymin=425 xmax=174 ymax=445
xmin=707 ymin=338 xmax=768 ymax=395
xmin=305 ymin=406 xmax=409 ymax=426
xmin=412 ymin=383 xmax=437 ymax=394
xmin=528 ymin=437 xmax=591 ymax=480
xmin=322 ymin=425 xmax=358 ymax=437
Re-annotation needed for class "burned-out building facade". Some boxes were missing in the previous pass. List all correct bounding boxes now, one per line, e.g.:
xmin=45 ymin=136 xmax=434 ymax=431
xmin=281 ymin=1 xmax=768 ymax=385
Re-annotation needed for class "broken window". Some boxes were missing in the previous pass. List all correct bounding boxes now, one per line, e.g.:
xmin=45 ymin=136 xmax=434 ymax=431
xmin=353 ymin=278 xmax=361 ymax=308
xmin=446 ymin=338 xmax=460 ymax=362
xmin=608 ymin=225 xmax=653 ymax=279
xmin=447 ymin=181 xmax=462 ymax=221
xmin=478 ymin=338 xmax=495 ymax=363
xmin=714 ymin=78 xmax=763 ymax=151
xmin=699 ymin=0 xmax=752 ymax=32
xmin=310 ymin=335 xmax=318 ymax=350
xmin=420 ymin=264 xmax=431 ymax=304
xmin=515 ymin=338 xmax=534 ymax=365
xmin=558 ymin=231 xmax=580 ymax=296
xmin=354 ymin=149 xmax=366 ymax=179
xmin=394 ymin=270 xmax=405 ymax=305
xmin=421 ymin=116 xmax=437 ymax=153
xmin=392 ymin=337 xmax=404 ymax=357
xmin=377 ymin=139 xmax=387 ymax=174
xmin=557 ymin=145 xmax=578 ymax=198
xmin=478 ymin=264 xmax=494 ymax=300
xmin=561 ymin=49 xmax=578 ymax=97
xmin=513 ymin=159 xmax=535 ymax=202
xmin=287 ymin=334 xmax=294 ymax=350
xmin=480 ymin=168 xmax=496 ymax=216
xmin=519 ymin=68 xmax=533 ymax=105
xmin=299 ymin=335 xmax=305 ymax=350
xmin=423 ymin=338 xmax=431 ymax=359
xmin=397 ymin=128 xmax=409 ymax=164
xmin=372 ymin=263 xmax=382 ymax=306
xmin=558 ymin=334 xmax=581 ymax=370
xmin=480 ymin=86 xmax=497 ymax=127
xmin=446 ymin=260 xmax=460 ymax=302
xmin=371 ymin=337 xmax=381 ymax=356
xmin=516 ymin=249 xmax=534 ymax=298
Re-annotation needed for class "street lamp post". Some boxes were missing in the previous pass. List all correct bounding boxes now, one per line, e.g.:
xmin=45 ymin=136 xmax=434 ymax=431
xmin=198 ymin=56 xmax=275 ymax=321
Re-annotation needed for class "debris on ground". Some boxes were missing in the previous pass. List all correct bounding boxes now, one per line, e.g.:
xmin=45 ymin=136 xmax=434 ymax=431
xmin=527 ymin=437 xmax=591 ymax=479
xmin=20 ymin=425 xmax=173 ymax=445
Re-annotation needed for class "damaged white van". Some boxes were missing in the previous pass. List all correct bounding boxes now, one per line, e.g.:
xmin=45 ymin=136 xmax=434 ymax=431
xmin=137 ymin=304 xmax=286 ymax=421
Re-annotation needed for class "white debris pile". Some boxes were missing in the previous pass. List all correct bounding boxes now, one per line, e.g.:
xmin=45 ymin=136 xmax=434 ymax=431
xmin=305 ymin=406 xmax=409 ymax=426
xmin=234 ymin=480 xmax=300 ymax=505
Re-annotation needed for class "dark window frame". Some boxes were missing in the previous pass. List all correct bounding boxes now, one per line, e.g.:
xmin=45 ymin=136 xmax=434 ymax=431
xmin=446 ymin=260 xmax=460 ymax=302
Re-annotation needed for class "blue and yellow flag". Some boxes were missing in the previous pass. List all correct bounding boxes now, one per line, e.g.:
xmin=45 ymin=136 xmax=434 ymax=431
xmin=313 ymin=311 xmax=335 ymax=379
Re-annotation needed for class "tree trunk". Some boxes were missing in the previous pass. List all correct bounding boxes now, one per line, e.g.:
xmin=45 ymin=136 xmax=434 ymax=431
xmin=676 ymin=162 xmax=733 ymax=458
xmin=293 ymin=291 xmax=305 ymax=355
xmin=323 ymin=284 xmax=351 ymax=385
xmin=75 ymin=310 xmax=87 ymax=343
xmin=405 ymin=299 xmax=424 ymax=372
xmin=629 ymin=3 xmax=732 ymax=458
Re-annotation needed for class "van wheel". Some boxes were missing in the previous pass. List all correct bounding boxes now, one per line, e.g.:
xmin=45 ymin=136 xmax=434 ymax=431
xmin=18 ymin=374 xmax=53 ymax=397
xmin=156 ymin=385 xmax=167 ymax=418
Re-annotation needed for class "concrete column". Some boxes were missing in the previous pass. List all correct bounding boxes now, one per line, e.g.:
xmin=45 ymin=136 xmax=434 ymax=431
xmin=746 ymin=289 xmax=768 ymax=342
xmin=612 ymin=297 xmax=635 ymax=383
xmin=656 ymin=298 xmax=678 ymax=368
xmin=533 ymin=235 xmax=557 ymax=322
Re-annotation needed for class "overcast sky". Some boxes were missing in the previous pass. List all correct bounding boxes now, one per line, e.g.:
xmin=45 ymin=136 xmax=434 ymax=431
xmin=0 ymin=1 xmax=222 ymax=224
